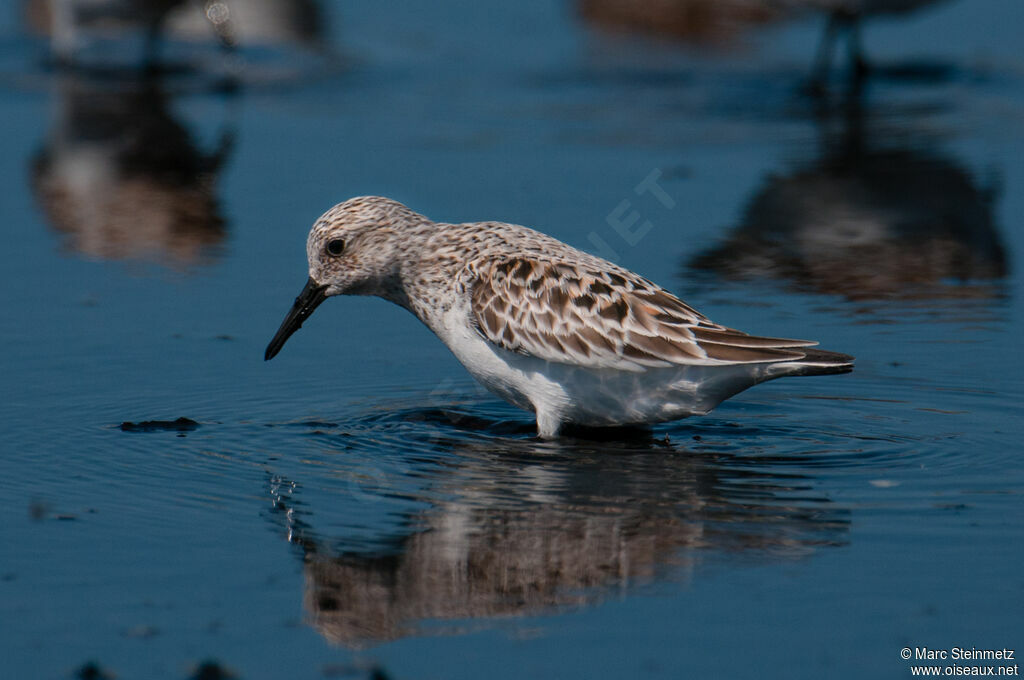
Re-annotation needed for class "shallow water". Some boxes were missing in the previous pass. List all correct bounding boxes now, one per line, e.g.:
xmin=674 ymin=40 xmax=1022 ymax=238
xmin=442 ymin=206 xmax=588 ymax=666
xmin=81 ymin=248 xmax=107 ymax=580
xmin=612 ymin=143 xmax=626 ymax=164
xmin=2 ymin=1 xmax=1023 ymax=678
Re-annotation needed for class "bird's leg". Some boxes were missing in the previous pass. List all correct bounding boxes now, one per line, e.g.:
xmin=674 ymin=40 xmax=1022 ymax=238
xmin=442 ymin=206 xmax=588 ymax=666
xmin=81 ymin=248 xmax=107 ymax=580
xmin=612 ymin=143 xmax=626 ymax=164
xmin=808 ymin=10 xmax=843 ymax=96
xmin=845 ymin=13 xmax=870 ymax=84
xmin=535 ymin=409 xmax=563 ymax=439
xmin=142 ymin=15 xmax=168 ymax=74
xmin=50 ymin=0 xmax=79 ymax=68
xmin=205 ymin=0 xmax=238 ymax=53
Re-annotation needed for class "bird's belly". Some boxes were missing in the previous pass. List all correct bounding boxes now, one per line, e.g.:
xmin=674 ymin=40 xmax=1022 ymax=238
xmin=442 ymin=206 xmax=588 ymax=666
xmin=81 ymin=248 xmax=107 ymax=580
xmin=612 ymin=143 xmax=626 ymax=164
xmin=448 ymin=333 xmax=767 ymax=427
xmin=435 ymin=307 xmax=768 ymax=429
xmin=514 ymin=361 xmax=766 ymax=427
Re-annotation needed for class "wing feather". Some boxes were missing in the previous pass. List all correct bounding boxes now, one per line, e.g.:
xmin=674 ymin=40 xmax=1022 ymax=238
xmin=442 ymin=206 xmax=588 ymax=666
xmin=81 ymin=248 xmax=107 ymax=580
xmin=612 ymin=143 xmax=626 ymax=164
xmin=469 ymin=257 xmax=823 ymax=370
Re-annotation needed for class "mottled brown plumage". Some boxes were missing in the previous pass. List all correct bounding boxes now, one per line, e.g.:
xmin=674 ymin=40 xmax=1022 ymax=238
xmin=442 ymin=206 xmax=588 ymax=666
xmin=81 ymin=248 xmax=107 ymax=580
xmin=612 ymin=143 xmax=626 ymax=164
xmin=470 ymin=256 xmax=822 ymax=370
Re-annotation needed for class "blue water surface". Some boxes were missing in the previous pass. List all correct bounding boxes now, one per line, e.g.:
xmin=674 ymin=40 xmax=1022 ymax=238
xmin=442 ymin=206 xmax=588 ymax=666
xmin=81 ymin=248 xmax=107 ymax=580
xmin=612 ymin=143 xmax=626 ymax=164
xmin=1 ymin=1 xmax=1022 ymax=678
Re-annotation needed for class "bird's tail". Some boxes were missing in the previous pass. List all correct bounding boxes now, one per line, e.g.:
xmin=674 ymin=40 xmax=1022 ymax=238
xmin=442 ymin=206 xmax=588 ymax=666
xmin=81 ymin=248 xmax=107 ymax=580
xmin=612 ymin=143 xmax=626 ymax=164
xmin=769 ymin=347 xmax=854 ymax=378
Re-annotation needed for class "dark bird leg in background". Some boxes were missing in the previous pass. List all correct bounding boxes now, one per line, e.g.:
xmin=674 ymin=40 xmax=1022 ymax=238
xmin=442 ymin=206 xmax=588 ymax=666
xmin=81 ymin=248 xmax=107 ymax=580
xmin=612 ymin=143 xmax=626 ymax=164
xmin=810 ymin=10 xmax=841 ymax=94
xmin=809 ymin=9 xmax=869 ymax=96
xmin=845 ymin=11 xmax=870 ymax=82
xmin=142 ymin=13 xmax=169 ymax=74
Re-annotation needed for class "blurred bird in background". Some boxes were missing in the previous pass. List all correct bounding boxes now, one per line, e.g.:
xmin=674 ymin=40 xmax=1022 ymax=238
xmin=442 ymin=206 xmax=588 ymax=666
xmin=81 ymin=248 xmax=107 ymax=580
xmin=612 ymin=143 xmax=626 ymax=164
xmin=578 ymin=0 xmax=951 ymax=90
xmin=24 ymin=0 xmax=325 ymax=70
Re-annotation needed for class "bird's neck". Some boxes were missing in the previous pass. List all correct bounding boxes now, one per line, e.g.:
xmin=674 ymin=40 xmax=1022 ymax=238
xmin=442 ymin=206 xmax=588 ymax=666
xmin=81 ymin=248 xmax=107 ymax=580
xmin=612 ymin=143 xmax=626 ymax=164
xmin=390 ymin=224 xmax=480 ymax=332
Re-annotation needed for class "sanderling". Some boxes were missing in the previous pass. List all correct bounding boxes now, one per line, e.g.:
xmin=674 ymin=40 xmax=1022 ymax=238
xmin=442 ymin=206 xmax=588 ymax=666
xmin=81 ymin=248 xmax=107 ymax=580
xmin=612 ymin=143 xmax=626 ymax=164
xmin=265 ymin=196 xmax=853 ymax=437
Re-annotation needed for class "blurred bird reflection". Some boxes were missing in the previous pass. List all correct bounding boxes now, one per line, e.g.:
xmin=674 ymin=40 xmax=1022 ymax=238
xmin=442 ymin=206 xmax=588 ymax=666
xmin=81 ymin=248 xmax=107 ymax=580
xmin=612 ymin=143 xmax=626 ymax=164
xmin=266 ymin=411 xmax=850 ymax=648
xmin=30 ymin=71 xmax=233 ymax=267
xmin=687 ymin=89 xmax=1006 ymax=301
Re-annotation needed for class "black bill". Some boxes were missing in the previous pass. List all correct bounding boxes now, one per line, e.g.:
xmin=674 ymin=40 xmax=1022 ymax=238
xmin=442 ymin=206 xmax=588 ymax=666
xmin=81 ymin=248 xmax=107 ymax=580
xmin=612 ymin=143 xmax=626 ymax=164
xmin=264 ymin=277 xmax=329 ymax=361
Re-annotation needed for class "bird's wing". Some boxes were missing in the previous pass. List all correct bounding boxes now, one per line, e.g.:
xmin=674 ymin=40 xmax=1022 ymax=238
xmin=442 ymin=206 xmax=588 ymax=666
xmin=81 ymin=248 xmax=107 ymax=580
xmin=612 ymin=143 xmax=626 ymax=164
xmin=469 ymin=257 xmax=815 ymax=370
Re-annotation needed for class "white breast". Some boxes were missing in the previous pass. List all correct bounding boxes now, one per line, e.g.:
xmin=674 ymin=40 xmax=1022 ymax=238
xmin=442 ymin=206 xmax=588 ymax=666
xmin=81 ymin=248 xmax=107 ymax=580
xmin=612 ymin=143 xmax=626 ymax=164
xmin=435 ymin=302 xmax=569 ymax=420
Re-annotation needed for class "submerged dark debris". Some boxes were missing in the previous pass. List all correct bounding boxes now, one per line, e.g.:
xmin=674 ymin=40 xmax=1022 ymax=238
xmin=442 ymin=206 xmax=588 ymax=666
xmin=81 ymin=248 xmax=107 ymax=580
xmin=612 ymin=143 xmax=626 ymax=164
xmin=119 ymin=417 xmax=200 ymax=433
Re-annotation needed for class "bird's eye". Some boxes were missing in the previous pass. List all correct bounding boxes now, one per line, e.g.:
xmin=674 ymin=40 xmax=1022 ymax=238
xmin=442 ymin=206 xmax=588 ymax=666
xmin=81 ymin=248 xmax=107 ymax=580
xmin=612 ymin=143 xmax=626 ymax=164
xmin=325 ymin=239 xmax=346 ymax=257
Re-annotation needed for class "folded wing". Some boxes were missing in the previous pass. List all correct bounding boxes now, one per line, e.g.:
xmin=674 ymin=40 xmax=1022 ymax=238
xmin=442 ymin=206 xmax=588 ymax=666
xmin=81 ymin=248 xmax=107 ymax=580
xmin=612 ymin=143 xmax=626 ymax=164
xmin=469 ymin=257 xmax=829 ymax=371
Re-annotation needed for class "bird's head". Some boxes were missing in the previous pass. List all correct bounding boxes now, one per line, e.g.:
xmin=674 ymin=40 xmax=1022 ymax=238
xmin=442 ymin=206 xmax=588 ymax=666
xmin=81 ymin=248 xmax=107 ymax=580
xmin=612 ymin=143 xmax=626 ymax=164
xmin=264 ymin=195 xmax=426 ymax=360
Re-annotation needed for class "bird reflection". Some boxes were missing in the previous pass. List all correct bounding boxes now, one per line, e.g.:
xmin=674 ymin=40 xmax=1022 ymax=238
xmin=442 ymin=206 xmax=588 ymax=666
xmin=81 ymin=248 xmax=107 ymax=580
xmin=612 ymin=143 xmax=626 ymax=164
xmin=687 ymin=87 xmax=1006 ymax=301
xmin=30 ymin=70 xmax=233 ymax=267
xmin=266 ymin=411 xmax=849 ymax=647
